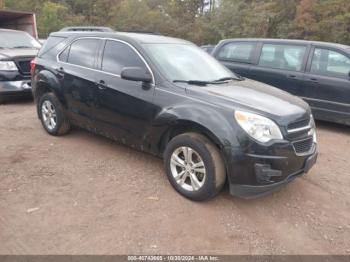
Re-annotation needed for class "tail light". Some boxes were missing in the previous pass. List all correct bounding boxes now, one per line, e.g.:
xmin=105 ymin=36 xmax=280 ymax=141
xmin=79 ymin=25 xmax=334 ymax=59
xmin=30 ymin=59 xmax=37 ymax=75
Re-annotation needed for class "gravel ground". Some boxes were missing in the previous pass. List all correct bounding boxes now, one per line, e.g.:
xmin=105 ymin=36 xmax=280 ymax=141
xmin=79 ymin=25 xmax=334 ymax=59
xmin=0 ymin=101 xmax=350 ymax=255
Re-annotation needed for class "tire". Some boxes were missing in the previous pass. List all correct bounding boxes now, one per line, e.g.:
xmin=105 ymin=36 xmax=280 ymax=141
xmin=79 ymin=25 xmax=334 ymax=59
xmin=164 ymin=132 xmax=226 ymax=201
xmin=39 ymin=92 xmax=70 ymax=136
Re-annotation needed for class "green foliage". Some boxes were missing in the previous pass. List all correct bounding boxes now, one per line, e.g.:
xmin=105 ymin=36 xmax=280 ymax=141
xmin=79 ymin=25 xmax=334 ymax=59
xmin=1 ymin=0 xmax=349 ymax=45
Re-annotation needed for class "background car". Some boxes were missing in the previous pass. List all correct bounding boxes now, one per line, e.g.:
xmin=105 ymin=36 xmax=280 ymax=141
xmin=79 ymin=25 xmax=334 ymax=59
xmin=212 ymin=39 xmax=350 ymax=125
xmin=200 ymin=45 xmax=215 ymax=54
xmin=0 ymin=29 xmax=41 ymax=104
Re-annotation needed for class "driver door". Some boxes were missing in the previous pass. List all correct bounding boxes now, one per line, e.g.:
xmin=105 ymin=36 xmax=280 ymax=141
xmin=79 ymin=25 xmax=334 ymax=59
xmin=93 ymin=39 xmax=157 ymax=148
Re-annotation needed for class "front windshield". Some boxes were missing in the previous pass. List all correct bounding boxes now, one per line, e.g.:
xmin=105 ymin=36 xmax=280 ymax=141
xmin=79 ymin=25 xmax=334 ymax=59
xmin=144 ymin=43 xmax=235 ymax=82
xmin=0 ymin=31 xmax=41 ymax=49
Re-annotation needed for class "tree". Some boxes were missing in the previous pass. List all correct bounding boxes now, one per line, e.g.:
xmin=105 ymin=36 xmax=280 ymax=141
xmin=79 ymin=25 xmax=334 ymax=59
xmin=2 ymin=0 xmax=349 ymax=45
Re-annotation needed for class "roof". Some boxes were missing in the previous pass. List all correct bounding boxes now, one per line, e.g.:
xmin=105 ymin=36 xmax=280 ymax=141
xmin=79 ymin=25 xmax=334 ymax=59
xmin=0 ymin=28 xmax=28 ymax=33
xmin=219 ymin=38 xmax=350 ymax=50
xmin=0 ymin=10 xmax=34 ymax=23
xmin=50 ymin=31 xmax=191 ymax=45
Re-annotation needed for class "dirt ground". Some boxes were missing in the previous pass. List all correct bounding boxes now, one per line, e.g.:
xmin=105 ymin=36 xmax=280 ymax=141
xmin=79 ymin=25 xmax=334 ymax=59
xmin=0 ymin=101 xmax=350 ymax=255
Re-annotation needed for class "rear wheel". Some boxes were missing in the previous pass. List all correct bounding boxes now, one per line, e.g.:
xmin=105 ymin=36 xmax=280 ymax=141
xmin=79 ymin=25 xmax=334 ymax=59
xmin=164 ymin=132 xmax=226 ymax=201
xmin=39 ymin=93 xmax=70 ymax=136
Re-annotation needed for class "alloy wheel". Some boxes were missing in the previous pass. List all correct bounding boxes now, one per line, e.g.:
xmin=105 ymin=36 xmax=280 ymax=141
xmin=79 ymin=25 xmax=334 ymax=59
xmin=170 ymin=146 xmax=206 ymax=191
xmin=41 ymin=100 xmax=57 ymax=130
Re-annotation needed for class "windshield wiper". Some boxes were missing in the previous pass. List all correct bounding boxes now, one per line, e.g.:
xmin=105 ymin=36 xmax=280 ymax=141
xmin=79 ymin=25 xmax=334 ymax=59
xmin=173 ymin=76 xmax=244 ymax=86
xmin=12 ymin=46 xmax=33 ymax=49
xmin=213 ymin=76 xmax=244 ymax=82
xmin=173 ymin=80 xmax=211 ymax=86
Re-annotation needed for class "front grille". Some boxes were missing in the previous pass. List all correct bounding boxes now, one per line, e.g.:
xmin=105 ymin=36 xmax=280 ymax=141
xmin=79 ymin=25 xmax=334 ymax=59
xmin=17 ymin=60 xmax=31 ymax=75
xmin=288 ymin=118 xmax=310 ymax=130
xmin=287 ymin=118 xmax=312 ymax=140
xmin=292 ymin=137 xmax=313 ymax=154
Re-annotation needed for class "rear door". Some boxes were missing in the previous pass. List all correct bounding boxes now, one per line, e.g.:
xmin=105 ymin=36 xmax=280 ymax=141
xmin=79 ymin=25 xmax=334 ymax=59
xmin=57 ymin=38 xmax=102 ymax=125
xmin=248 ymin=42 xmax=309 ymax=97
xmin=214 ymin=41 xmax=257 ymax=78
xmin=302 ymin=46 xmax=350 ymax=121
xmin=93 ymin=39 xmax=156 ymax=147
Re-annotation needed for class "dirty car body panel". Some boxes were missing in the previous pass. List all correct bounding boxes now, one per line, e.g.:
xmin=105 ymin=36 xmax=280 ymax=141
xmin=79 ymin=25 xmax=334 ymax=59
xmin=32 ymin=32 xmax=318 ymax=198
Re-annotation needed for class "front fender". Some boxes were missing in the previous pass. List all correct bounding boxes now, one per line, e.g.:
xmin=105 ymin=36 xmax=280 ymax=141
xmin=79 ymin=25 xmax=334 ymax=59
xmin=147 ymin=102 xmax=240 ymax=156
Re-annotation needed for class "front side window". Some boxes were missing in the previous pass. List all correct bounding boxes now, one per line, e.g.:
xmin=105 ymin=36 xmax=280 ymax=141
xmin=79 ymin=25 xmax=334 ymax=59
xmin=67 ymin=39 xmax=100 ymax=68
xmin=310 ymin=48 xmax=350 ymax=78
xmin=101 ymin=40 xmax=146 ymax=75
xmin=217 ymin=42 xmax=255 ymax=63
xmin=144 ymin=43 xmax=234 ymax=82
xmin=259 ymin=44 xmax=306 ymax=72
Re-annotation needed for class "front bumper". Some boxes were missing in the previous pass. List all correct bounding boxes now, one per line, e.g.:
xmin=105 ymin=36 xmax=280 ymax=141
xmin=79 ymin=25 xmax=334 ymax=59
xmin=0 ymin=80 xmax=32 ymax=101
xmin=230 ymin=150 xmax=317 ymax=198
xmin=224 ymin=137 xmax=318 ymax=198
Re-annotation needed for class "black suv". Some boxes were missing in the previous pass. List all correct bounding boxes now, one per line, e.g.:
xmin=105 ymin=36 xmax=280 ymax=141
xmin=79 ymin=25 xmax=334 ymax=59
xmin=32 ymin=32 xmax=317 ymax=200
xmin=212 ymin=39 xmax=350 ymax=125
xmin=0 ymin=29 xmax=41 ymax=103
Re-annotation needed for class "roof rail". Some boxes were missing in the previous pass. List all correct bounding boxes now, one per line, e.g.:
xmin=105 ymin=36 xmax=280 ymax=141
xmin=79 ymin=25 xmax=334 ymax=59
xmin=118 ymin=31 xmax=162 ymax=35
xmin=60 ymin=26 xmax=114 ymax=32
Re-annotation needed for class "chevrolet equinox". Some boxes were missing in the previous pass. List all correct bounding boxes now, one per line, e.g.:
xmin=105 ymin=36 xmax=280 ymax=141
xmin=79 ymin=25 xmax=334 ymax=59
xmin=32 ymin=32 xmax=318 ymax=201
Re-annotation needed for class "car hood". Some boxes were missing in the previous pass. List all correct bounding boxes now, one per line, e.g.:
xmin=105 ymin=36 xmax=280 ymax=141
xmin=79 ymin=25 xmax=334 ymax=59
xmin=0 ymin=48 xmax=39 ymax=60
xmin=186 ymin=78 xmax=311 ymax=124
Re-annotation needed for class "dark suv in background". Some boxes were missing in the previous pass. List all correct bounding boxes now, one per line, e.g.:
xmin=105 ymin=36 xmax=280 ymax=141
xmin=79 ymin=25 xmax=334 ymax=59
xmin=0 ymin=29 xmax=41 ymax=104
xmin=212 ymin=39 xmax=350 ymax=125
xmin=31 ymin=32 xmax=317 ymax=200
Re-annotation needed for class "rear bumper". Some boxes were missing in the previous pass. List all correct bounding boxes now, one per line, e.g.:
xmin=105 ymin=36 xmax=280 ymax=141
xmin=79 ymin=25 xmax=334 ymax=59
xmin=0 ymin=80 xmax=32 ymax=101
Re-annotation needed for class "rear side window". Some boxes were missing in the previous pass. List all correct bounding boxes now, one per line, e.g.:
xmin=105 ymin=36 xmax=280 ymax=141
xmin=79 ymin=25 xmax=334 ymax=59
xmin=38 ymin=36 xmax=68 ymax=60
xmin=67 ymin=39 xmax=100 ymax=68
xmin=101 ymin=40 xmax=146 ymax=75
xmin=217 ymin=42 xmax=255 ymax=63
xmin=310 ymin=48 xmax=350 ymax=78
xmin=258 ymin=44 xmax=306 ymax=71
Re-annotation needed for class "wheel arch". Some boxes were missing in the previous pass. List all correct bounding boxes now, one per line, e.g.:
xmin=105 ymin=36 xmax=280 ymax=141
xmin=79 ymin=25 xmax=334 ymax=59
xmin=159 ymin=120 xmax=223 ymax=157
xmin=33 ymin=70 xmax=65 ymax=118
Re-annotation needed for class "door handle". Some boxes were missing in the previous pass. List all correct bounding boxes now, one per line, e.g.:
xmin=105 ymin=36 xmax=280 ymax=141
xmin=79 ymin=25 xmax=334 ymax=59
xmin=96 ymin=80 xmax=108 ymax=90
xmin=308 ymin=78 xmax=318 ymax=83
xmin=288 ymin=74 xmax=297 ymax=79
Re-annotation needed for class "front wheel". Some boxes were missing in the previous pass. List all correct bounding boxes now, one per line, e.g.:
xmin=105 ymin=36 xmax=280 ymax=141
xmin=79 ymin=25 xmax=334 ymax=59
xmin=164 ymin=133 xmax=226 ymax=201
xmin=39 ymin=92 xmax=70 ymax=136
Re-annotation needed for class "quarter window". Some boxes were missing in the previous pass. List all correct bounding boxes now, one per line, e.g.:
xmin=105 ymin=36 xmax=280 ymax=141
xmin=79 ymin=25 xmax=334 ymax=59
xmin=66 ymin=39 xmax=99 ymax=68
xmin=102 ymin=40 xmax=146 ymax=75
xmin=58 ymin=46 xmax=70 ymax=62
xmin=310 ymin=48 xmax=350 ymax=78
xmin=217 ymin=42 xmax=255 ymax=63
xmin=258 ymin=44 xmax=306 ymax=71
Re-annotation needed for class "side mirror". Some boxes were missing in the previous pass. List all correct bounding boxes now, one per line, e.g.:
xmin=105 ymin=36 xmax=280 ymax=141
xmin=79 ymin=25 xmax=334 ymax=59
xmin=121 ymin=67 xmax=152 ymax=83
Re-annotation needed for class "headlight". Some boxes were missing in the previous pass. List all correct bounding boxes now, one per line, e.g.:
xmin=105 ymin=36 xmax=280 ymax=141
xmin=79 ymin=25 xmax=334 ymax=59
xmin=234 ymin=111 xmax=283 ymax=143
xmin=309 ymin=114 xmax=317 ymax=143
xmin=0 ymin=61 xmax=18 ymax=71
